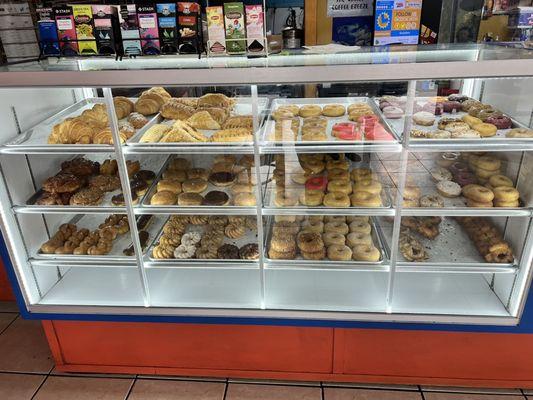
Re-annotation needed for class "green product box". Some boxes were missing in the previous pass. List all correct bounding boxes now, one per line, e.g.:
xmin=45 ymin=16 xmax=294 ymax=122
xmin=223 ymin=2 xmax=246 ymax=54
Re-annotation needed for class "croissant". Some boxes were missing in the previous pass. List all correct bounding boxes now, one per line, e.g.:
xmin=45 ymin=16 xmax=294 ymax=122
xmin=187 ymin=111 xmax=221 ymax=130
xmin=80 ymin=104 xmax=109 ymax=130
xmin=114 ymin=96 xmax=134 ymax=119
xmin=93 ymin=128 xmax=128 ymax=144
xmin=160 ymin=98 xmax=196 ymax=120
xmin=135 ymin=87 xmax=171 ymax=115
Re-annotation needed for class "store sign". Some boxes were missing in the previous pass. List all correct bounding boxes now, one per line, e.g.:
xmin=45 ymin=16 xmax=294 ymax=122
xmin=373 ymin=0 xmax=422 ymax=45
xmin=327 ymin=0 xmax=374 ymax=17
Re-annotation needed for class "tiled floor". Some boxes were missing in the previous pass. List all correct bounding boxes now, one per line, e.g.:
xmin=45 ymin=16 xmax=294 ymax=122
xmin=0 ymin=301 xmax=532 ymax=400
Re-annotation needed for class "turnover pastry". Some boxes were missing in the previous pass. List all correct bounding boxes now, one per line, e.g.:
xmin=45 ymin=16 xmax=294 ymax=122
xmin=134 ymin=87 xmax=171 ymax=115
xmin=210 ymin=128 xmax=253 ymax=142
xmin=160 ymin=120 xmax=208 ymax=142
xmin=187 ymin=111 xmax=221 ymax=130
xmin=139 ymin=124 xmax=172 ymax=143
xmin=222 ymin=115 xmax=253 ymax=129
xmin=197 ymin=93 xmax=234 ymax=109
xmin=160 ymin=98 xmax=196 ymax=120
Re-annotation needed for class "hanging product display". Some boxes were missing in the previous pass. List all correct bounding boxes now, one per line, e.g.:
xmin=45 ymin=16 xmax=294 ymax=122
xmin=245 ymin=5 xmax=265 ymax=54
xmin=157 ymin=3 xmax=178 ymax=54
xmin=206 ymin=6 xmax=227 ymax=55
xmin=224 ymin=2 xmax=247 ymax=54
xmin=177 ymin=2 xmax=201 ymax=54
xmin=72 ymin=5 xmax=98 ymax=55
xmin=53 ymin=6 xmax=78 ymax=55
xmin=37 ymin=8 xmax=60 ymax=56
xmin=374 ymin=0 xmax=423 ymax=45
xmin=92 ymin=5 xmax=122 ymax=56
xmin=137 ymin=3 xmax=161 ymax=55
xmin=119 ymin=4 xmax=142 ymax=56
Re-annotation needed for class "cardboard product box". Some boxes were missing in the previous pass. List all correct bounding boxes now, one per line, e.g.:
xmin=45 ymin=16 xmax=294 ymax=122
xmin=92 ymin=5 xmax=122 ymax=55
xmin=224 ymin=2 xmax=246 ymax=54
xmin=36 ymin=8 xmax=59 ymax=56
xmin=157 ymin=3 xmax=178 ymax=54
xmin=137 ymin=3 xmax=161 ymax=55
xmin=72 ymin=5 xmax=98 ymax=55
xmin=177 ymin=2 xmax=201 ymax=54
xmin=245 ymin=5 xmax=265 ymax=53
xmin=206 ymin=6 xmax=226 ymax=54
xmin=53 ymin=6 xmax=79 ymax=55
xmin=119 ymin=4 xmax=142 ymax=56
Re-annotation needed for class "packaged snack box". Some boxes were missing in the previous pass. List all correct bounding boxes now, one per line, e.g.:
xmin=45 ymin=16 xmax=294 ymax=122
xmin=53 ymin=6 xmax=78 ymax=55
xmin=177 ymin=2 xmax=200 ymax=54
xmin=92 ymin=5 xmax=122 ymax=55
xmin=245 ymin=5 xmax=265 ymax=53
xmin=37 ymin=8 xmax=60 ymax=56
xmin=137 ymin=4 xmax=161 ymax=55
xmin=206 ymin=6 xmax=226 ymax=54
xmin=72 ymin=5 xmax=98 ymax=55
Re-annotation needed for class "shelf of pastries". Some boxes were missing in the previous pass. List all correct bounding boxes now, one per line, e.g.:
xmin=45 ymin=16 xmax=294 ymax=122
xmin=136 ymin=155 xmax=259 ymax=215
xmin=144 ymin=214 xmax=259 ymax=266
xmin=377 ymin=94 xmax=533 ymax=151
xmin=0 ymin=92 xmax=157 ymax=154
xmin=264 ymin=214 xmax=389 ymax=271
xmin=15 ymin=156 xmax=160 ymax=214
xmin=258 ymin=98 xmax=401 ymax=154
xmin=387 ymin=152 xmax=530 ymax=217
xmin=261 ymin=153 xmax=396 ymax=216
xmin=125 ymin=91 xmax=269 ymax=154
xmin=33 ymin=214 xmax=163 ymax=264
xmin=379 ymin=215 xmax=519 ymax=273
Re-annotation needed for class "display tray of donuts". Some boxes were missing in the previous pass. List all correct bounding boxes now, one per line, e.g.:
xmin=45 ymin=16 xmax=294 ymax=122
xmin=142 ymin=155 xmax=257 ymax=209
xmin=265 ymin=215 xmax=388 ymax=265
xmin=35 ymin=214 xmax=164 ymax=261
xmin=259 ymin=97 xmax=399 ymax=146
xmin=25 ymin=156 xmax=161 ymax=208
xmin=147 ymin=215 xmax=259 ymax=262
xmin=380 ymin=216 xmax=515 ymax=266
xmin=127 ymin=92 xmax=269 ymax=147
xmin=263 ymin=154 xmax=393 ymax=210
xmin=393 ymin=152 xmax=526 ymax=210
xmin=375 ymin=94 xmax=533 ymax=143
xmin=2 ymin=96 xmax=156 ymax=150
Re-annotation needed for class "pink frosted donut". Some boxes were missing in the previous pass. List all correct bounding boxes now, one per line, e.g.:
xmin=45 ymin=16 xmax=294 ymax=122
xmin=382 ymin=106 xmax=403 ymax=119
xmin=486 ymin=115 xmax=512 ymax=129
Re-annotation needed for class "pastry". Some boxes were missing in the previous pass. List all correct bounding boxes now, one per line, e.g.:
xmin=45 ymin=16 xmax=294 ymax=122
xmin=61 ymin=158 xmax=99 ymax=177
xmin=134 ymin=87 xmax=171 ymax=115
xmin=436 ymin=180 xmax=461 ymax=198
xmin=127 ymin=112 xmax=148 ymax=129
xmin=210 ymin=128 xmax=253 ymax=142
xmin=43 ymin=173 xmax=82 ymax=194
xmin=182 ymin=178 xmax=208 ymax=193
xmin=160 ymin=98 xmax=196 ymax=120
xmin=100 ymin=159 xmax=118 ymax=176
xmin=222 ymin=115 xmax=253 ymax=129
xmin=150 ymin=190 xmax=177 ymax=205
xmin=133 ymin=170 xmax=156 ymax=184
xmin=239 ymin=243 xmax=259 ymax=260
xmin=473 ymin=123 xmax=497 ymax=137
xmin=89 ymin=175 xmax=121 ymax=192
xmin=209 ymin=172 xmax=236 ymax=187
xmin=93 ymin=128 xmax=128 ymax=144
xmin=177 ymin=192 xmax=203 ymax=205
xmin=217 ymin=244 xmax=240 ymax=259
xmin=299 ymin=105 xmax=322 ymax=118
xmin=69 ymin=187 xmax=104 ymax=206
xmin=413 ymin=111 xmax=435 ymax=126
xmin=197 ymin=93 xmax=234 ymax=109
xmin=202 ymin=190 xmax=230 ymax=206
xmin=113 ymin=96 xmax=134 ymax=119
xmin=160 ymin=120 xmax=208 ymax=142
xmin=197 ymin=107 xmax=230 ymax=125
xmin=507 ymin=128 xmax=533 ymax=138
xmin=187 ymin=110 xmax=221 ymax=130
xmin=322 ymin=104 xmax=345 ymax=117
xmin=139 ymin=124 xmax=172 ymax=143
xmin=157 ymin=179 xmax=182 ymax=194
xmin=130 ymin=179 xmax=148 ymax=196
xmin=111 ymin=192 xmax=138 ymax=206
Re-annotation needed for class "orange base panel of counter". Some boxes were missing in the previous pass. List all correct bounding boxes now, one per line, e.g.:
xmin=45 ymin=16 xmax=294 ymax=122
xmin=0 ymin=259 xmax=14 ymax=301
xmin=43 ymin=320 xmax=533 ymax=388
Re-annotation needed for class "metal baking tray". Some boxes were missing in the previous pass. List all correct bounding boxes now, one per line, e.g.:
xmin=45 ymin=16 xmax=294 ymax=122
xmin=32 ymin=214 xmax=166 ymax=263
xmin=261 ymin=160 xmax=394 ymax=215
xmin=0 ymin=97 xmax=159 ymax=154
xmin=140 ymin=155 xmax=259 ymax=215
xmin=126 ymin=97 xmax=270 ymax=153
xmin=374 ymin=96 xmax=533 ymax=149
xmin=380 ymin=217 xmax=518 ymax=271
xmin=258 ymin=97 xmax=402 ymax=153
xmin=263 ymin=215 xmax=390 ymax=269
xmin=22 ymin=155 xmax=164 ymax=212
xmin=145 ymin=215 xmax=259 ymax=265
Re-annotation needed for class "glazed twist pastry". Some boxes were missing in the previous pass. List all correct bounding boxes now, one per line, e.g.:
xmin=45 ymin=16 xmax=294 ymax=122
xmin=195 ymin=246 xmax=218 ymax=259
xmin=225 ymin=224 xmax=246 ymax=239
xmin=152 ymin=244 xmax=174 ymax=259
xmin=159 ymin=234 xmax=182 ymax=247
xmin=189 ymin=215 xmax=209 ymax=225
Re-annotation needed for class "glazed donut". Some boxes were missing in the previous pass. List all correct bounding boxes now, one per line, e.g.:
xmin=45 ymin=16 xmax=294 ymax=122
xmin=419 ymin=194 xmax=444 ymax=208
xmin=473 ymin=123 xmax=497 ymax=137
xmin=297 ymin=232 xmax=324 ymax=252
xmin=477 ymin=156 xmax=501 ymax=171
xmin=299 ymin=190 xmax=324 ymax=206
xmin=326 ymin=159 xmax=350 ymax=171
xmin=275 ymin=215 xmax=297 ymax=223
xmin=327 ymin=179 xmax=352 ymax=195
xmin=307 ymin=215 xmax=324 ymax=223
xmin=299 ymin=105 xmax=322 ymax=118
xmin=301 ymin=128 xmax=327 ymax=141
xmin=274 ymin=191 xmax=299 ymax=207
xmin=462 ymin=114 xmax=483 ymax=128
xmin=507 ymin=128 xmax=533 ymax=138
xmin=187 ymin=168 xmax=209 ymax=180
xmin=349 ymin=220 xmax=371 ymax=234
xmin=347 ymin=232 xmax=372 ymax=247
xmin=327 ymin=244 xmax=352 ymax=261
xmin=324 ymin=221 xmax=349 ymax=235
xmin=461 ymin=99 xmax=482 ymax=111
xmin=277 ymin=104 xmax=300 ymax=116
xmin=475 ymin=167 xmax=499 ymax=180
xmin=489 ymin=174 xmax=513 ymax=188
xmin=322 ymin=104 xmax=346 ymax=117
xmin=351 ymin=168 xmax=374 ymax=181
xmin=301 ymin=159 xmax=325 ymax=174
xmin=323 ymin=232 xmax=346 ymax=246
xmin=493 ymin=186 xmax=519 ymax=202
xmin=346 ymin=215 xmax=369 ymax=224
xmin=174 ymin=244 xmax=196 ymax=259
xmin=177 ymin=192 xmax=203 ymax=205
xmin=290 ymin=172 xmax=307 ymax=185
xmin=323 ymin=192 xmax=351 ymax=207
xmin=270 ymin=234 xmax=296 ymax=253
xmin=301 ymin=220 xmax=324 ymax=233
xmin=182 ymin=178 xmax=208 ymax=193
xmin=301 ymin=248 xmax=326 ymax=260
xmin=181 ymin=232 xmax=201 ymax=246
xmin=402 ymin=185 xmax=421 ymax=200
xmin=234 ymin=193 xmax=257 ymax=206
xmin=494 ymin=200 xmax=520 ymax=208
xmin=449 ymin=161 xmax=469 ymax=175
xmin=328 ymin=168 xmax=350 ymax=181
xmin=451 ymin=129 xmax=481 ymax=139
xmin=353 ymin=179 xmax=382 ymax=195
xmin=352 ymin=244 xmax=381 ymax=262
xmin=268 ymin=248 xmax=296 ymax=260
xmin=348 ymin=103 xmax=372 ymax=114
xmin=477 ymin=109 xmax=500 ymax=122
xmin=351 ymin=191 xmax=382 ymax=207
xmin=302 ymin=116 xmax=327 ymax=127
xmin=466 ymin=198 xmax=493 ymax=208
xmin=324 ymin=215 xmax=346 ymax=223
xmin=462 ymin=184 xmax=495 ymax=202
xmin=486 ymin=115 xmax=512 ymax=129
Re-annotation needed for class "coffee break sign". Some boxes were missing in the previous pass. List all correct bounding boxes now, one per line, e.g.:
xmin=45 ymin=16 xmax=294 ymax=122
xmin=327 ymin=0 xmax=374 ymax=17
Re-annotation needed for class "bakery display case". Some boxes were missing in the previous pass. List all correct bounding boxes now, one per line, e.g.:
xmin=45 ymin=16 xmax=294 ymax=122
xmin=1 ymin=44 xmax=533 ymax=325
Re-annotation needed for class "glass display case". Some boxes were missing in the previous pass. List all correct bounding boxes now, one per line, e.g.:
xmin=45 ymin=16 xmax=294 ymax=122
xmin=0 ymin=44 xmax=532 ymax=325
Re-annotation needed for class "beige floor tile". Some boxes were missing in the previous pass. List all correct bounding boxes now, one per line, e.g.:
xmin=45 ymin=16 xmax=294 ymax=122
xmin=226 ymin=383 xmax=321 ymax=400
xmin=424 ymin=393 xmax=522 ymax=400
xmin=422 ymin=386 xmax=522 ymax=395
xmin=0 ymin=313 xmax=17 ymax=332
xmin=0 ymin=317 xmax=54 ymax=373
xmin=324 ymin=388 xmax=422 ymax=400
xmin=0 ymin=302 xmax=18 ymax=313
xmin=33 ymin=376 xmax=133 ymax=400
xmin=129 ymin=379 xmax=225 ymax=400
xmin=0 ymin=372 xmax=46 ymax=399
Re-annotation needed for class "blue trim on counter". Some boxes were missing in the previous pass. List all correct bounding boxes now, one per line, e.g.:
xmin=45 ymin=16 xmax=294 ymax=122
xmin=3 ymin=235 xmax=533 ymax=333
